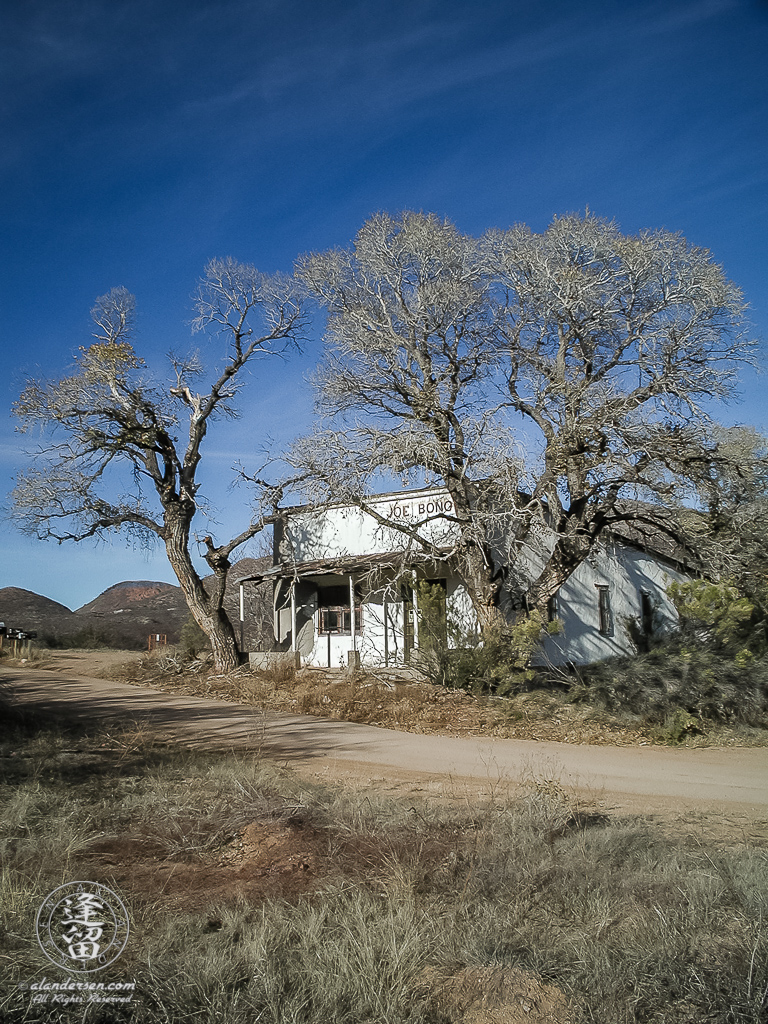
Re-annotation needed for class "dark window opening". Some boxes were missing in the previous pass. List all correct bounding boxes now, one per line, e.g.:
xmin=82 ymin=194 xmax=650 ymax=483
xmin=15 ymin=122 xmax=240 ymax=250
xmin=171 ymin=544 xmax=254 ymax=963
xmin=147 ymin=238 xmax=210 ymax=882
xmin=596 ymin=585 xmax=613 ymax=636
xmin=547 ymin=593 xmax=559 ymax=622
xmin=640 ymin=590 xmax=654 ymax=636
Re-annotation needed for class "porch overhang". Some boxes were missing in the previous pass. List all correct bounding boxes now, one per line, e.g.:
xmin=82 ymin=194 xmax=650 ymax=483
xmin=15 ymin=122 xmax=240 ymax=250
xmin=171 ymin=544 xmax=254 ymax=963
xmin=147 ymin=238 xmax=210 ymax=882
xmin=238 ymin=549 xmax=453 ymax=586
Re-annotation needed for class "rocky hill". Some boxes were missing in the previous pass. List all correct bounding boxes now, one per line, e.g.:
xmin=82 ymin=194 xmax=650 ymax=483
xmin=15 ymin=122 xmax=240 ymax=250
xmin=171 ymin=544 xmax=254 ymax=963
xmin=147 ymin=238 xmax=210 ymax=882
xmin=73 ymin=581 xmax=190 ymax=648
xmin=0 ymin=587 xmax=76 ymax=636
xmin=0 ymin=558 xmax=273 ymax=651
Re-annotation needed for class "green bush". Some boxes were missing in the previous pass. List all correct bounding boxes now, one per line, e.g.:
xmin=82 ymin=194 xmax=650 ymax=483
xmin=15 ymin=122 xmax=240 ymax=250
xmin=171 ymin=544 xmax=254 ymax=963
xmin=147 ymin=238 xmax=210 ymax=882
xmin=179 ymin=615 xmax=211 ymax=659
xmin=668 ymin=578 xmax=760 ymax=654
xmin=418 ymin=608 xmax=558 ymax=696
xmin=561 ymin=637 xmax=768 ymax=730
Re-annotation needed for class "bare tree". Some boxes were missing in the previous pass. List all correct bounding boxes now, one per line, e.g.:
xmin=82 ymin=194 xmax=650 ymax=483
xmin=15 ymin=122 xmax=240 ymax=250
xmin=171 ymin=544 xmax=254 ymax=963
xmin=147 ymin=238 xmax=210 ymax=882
xmin=292 ymin=212 xmax=520 ymax=628
xmin=488 ymin=213 xmax=752 ymax=608
xmin=291 ymin=211 xmax=753 ymax=630
xmin=12 ymin=259 xmax=306 ymax=671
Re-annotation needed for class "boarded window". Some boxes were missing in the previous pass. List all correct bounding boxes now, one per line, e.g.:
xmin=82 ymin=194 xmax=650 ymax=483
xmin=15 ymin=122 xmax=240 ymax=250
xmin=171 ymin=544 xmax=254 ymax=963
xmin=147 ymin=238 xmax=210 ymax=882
xmin=596 ymin=585 xmax=613 ymax=636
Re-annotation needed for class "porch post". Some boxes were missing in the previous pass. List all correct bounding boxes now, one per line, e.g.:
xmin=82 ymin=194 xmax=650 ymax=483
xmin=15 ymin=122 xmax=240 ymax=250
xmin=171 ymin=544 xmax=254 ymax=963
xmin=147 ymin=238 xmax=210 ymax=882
xmin=290 ymin=582 xmax=297 ymax=653
xmin=383 ymin=595 xmax=389 ymax=667
xmin=349 ymin=575 xmax=356 ymax=650
xmin=412 ymin=581 xmax=419 ymax=649
xmin=239 ymin=581 xmax=245 ymax=652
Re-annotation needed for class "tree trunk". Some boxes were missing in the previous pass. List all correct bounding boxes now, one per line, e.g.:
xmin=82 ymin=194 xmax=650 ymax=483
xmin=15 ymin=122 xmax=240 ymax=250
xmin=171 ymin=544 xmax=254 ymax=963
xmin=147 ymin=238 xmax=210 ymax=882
xmin=198 ymin=608 xmax=240 ymax=673
xmin=164 ymin=509 xmax=240 ymax=673
xmin=526 ymin=532 xmax=594 ymax=615
xmin=443 ymin=478 xmax=506 ymax=635
xmin=456 ymin=540 xmax=504 ymax=634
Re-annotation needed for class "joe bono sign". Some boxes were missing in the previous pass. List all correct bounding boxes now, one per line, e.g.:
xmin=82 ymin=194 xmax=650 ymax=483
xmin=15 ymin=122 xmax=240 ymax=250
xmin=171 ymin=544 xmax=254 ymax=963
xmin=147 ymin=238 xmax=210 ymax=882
xmin=387 ymin=496 xmax=454 ymax=519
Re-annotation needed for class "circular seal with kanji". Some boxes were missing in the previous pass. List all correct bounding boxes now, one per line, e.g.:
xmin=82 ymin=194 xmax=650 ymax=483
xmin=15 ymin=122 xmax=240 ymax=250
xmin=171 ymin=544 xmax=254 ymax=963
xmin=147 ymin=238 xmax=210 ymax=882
xmin=35 ymin=881 xmax=129 ymax=972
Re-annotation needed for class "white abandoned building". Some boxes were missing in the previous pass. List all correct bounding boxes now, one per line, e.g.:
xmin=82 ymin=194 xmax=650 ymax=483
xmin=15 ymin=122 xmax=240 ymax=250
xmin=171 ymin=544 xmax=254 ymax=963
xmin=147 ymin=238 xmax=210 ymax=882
xmin=239 ymin=487 xmax=688 ymax=669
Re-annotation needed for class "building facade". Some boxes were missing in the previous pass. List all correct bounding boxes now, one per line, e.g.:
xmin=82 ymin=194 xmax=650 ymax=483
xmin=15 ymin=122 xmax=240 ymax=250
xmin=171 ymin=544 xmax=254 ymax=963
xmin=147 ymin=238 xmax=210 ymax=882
xmin=240 ymin=487 xmax=688 ymax=668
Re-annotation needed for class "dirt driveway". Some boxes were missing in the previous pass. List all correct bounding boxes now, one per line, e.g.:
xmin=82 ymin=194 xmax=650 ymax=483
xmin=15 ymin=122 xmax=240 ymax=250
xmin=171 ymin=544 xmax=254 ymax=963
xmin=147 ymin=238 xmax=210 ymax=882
xmin=3 ymin=652 xmax=768 ymax=820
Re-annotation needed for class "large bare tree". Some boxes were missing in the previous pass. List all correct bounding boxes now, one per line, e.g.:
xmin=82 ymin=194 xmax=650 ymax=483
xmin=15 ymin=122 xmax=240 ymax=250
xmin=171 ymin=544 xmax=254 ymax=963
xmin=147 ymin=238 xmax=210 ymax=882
xmin=488 ymin=212 xmax=753 ymax=609
xmin=292 ymin=212 xmax=518 ymax=628
xmin=291 ymin=211 xmax=753 ymax=629
xmin=12 ymin=259 xmax=306 ymax=670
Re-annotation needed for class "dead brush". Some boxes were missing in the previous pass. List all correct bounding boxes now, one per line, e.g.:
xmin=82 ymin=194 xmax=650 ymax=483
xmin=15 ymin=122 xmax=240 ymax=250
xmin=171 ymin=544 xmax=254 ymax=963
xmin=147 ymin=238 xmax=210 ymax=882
xmin=250 ymin=659 xmax=299 ymax=687
xmin=135 ymin=804 xmax=238 ymax=860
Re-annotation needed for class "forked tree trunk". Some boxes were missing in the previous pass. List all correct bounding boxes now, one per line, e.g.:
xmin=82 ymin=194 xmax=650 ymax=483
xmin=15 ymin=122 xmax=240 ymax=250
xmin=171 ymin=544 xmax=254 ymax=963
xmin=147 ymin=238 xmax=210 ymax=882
xmin=164 ymin=509 xmax=240 ymax=673
xmin=456 ymin=540 xmax=505 ymax=634
xmin=526 ymin=533 xmax=595 ymax=616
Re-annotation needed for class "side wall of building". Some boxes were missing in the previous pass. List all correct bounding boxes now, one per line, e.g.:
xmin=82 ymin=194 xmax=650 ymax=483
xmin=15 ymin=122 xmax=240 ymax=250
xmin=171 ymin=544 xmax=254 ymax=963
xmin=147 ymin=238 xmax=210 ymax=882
xmin=537 ymin=540 xmax=687 ymax=666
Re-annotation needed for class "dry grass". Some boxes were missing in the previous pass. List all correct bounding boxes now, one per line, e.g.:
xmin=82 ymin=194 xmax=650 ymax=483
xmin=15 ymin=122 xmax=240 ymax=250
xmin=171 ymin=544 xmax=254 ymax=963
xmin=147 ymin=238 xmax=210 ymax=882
xmin=110 ymin=649 xmax=768 ymax=747
xmin=2 ymin=705 xmax=768 ymax=1023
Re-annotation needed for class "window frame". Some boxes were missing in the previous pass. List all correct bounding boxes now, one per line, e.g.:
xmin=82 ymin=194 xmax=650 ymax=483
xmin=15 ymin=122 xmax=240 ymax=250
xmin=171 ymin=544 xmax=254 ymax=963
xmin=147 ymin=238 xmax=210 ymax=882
xmin=317 ymin=604 xmax=363 ymax=636
xmin=596 ymin=585 xmax=613 ymax=637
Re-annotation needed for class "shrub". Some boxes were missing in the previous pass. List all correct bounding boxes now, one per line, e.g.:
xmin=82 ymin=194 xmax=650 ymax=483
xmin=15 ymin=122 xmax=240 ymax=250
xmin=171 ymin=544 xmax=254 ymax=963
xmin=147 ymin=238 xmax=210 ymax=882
xmin=43 ymin=626 xmax=116 ymax=649
xmin=668 ymin=578 xmax=759 ymax=653
xmin=418 ymin=609 xmax=558 ymax=696
xmin=179 ymin=615 xmax=211 ymax=659
xmin=560 ymin=636 xmax=768 ymax=730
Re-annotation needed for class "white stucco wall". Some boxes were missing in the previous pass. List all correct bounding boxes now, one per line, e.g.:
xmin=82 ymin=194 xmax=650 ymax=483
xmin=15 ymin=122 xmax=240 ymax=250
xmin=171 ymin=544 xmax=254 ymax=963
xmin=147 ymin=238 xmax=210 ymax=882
xmin=537 ymin=539 xmax=687 ymax=666
xmin=281 ymin=488 xmax=459 ymax=563
xmin=296 ymin=575 xmax=475 ymax=668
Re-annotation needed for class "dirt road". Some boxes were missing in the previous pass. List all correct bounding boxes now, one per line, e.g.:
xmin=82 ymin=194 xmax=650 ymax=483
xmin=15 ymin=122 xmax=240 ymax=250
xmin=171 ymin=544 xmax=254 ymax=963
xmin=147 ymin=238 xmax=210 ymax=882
xmin=3 ymin=653 xmax=767 ymax=819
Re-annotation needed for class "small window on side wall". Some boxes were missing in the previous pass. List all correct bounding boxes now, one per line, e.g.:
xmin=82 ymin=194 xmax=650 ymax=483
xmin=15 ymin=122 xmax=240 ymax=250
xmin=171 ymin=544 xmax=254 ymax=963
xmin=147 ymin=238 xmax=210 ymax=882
xmin=547 ymin=593 xmax=559 ymax=622
xmin=640 ymin=590 xmax=654 ymax=637
xmin=596 ymin=585 xmax=613 ymax=636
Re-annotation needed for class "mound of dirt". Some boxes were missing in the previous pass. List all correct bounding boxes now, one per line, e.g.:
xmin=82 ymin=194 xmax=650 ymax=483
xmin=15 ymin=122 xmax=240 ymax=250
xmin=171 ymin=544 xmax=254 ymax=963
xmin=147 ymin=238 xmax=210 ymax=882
xmin=82 ymin=816 xmax=327 ymax=910
xmin=416 ymin=965 xmax=571 ymax=1024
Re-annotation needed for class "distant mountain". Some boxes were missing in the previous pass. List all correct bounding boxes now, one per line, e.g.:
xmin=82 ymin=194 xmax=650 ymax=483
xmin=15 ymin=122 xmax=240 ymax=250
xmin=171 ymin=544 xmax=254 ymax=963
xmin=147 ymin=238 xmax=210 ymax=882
xmin=1 ymin=558 xmax=273 ymax=651
xmin=74 ymin=580 xmax=190 ymax=648
xmin=0 ymin=587 xmax=76 ymax=635
xmin=75 ymin=580 xmax=183 ymax=615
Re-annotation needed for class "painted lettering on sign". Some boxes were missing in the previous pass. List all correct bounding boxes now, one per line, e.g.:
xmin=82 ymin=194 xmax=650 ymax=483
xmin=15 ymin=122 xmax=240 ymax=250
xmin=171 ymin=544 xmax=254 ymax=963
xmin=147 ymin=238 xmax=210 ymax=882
xmin=388 ymin=498 xmax=453 ymax=519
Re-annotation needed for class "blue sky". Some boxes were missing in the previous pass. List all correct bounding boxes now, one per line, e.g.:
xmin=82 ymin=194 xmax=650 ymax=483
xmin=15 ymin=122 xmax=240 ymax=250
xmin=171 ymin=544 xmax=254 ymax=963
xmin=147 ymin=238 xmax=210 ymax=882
xmin=1 ymin=0 xmax=767 ymax=609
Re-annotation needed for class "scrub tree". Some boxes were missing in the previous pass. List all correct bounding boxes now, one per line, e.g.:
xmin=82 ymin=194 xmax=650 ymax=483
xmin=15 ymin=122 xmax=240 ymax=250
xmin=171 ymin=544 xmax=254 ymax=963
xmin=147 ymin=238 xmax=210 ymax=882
xmin=675 ymin=425 xmax=768 ymax=624
xmin=290 ymin=211 xmax=754 ymax=630
xmin=12 ymin=260 xmax=306 ymax=671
